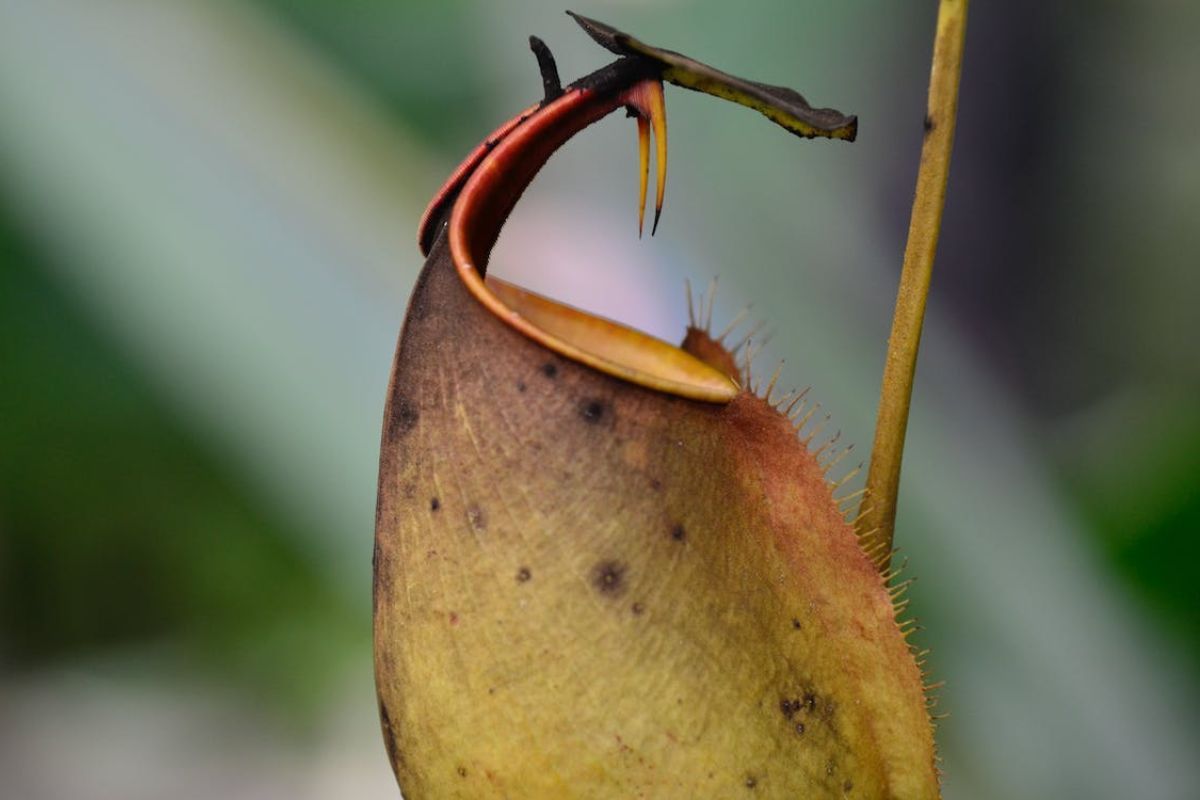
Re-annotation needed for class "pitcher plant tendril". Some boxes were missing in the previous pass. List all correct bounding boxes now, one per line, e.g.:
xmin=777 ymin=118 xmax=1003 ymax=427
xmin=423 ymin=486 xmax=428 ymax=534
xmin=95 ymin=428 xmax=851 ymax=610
xmin=859 ymin=0 xmax=970 ymax=571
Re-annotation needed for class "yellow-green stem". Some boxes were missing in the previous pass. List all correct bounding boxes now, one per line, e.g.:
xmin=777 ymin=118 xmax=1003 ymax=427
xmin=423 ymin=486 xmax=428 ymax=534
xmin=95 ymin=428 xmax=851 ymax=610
xmin=858 ymin=0 xmax=969 ymax=569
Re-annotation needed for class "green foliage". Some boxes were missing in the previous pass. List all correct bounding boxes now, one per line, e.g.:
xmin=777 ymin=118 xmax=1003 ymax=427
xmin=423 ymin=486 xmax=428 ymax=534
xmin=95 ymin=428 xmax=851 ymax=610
xmin=0 ymin=214 xmax=361 ymax=721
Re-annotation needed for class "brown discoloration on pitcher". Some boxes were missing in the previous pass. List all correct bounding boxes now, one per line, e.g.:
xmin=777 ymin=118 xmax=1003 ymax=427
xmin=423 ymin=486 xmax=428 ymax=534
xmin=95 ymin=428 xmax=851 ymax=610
xmin=374 ymin=234 xmax=936 ymax=797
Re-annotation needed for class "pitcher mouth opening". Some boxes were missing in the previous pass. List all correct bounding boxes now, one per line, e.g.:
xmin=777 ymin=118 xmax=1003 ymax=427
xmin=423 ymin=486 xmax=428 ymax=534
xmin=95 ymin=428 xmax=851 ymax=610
xmin=484 ymin=274 xmax=741 ymax=401
xmin=448 ymin=71 xmax=740 ymax=404
xmin=418 ymin=12 xmax=856 ymax=405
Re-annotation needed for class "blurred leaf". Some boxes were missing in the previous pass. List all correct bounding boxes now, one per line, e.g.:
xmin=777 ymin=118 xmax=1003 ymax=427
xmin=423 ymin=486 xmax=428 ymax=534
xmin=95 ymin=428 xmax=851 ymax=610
xmin=0 ymin=212 xmax=361 ymax=718
xmin=250 ymin=0 xmax=491 ymax=152
xmin=1063 ymin=402 xmax=1200 ymax=663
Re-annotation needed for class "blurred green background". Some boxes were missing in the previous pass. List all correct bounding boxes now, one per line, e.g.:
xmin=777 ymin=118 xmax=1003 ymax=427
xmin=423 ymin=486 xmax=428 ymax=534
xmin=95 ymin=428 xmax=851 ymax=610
xmin=1 ymin=1 xmax=1197 ymax=798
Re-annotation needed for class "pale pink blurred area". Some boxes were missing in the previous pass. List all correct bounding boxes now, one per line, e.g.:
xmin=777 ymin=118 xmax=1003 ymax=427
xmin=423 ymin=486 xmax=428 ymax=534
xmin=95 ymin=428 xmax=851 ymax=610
xmin=492 ymin=199 xmax=690 ymax=346
xmin=0 ymin=671 xmax=395 ymax=800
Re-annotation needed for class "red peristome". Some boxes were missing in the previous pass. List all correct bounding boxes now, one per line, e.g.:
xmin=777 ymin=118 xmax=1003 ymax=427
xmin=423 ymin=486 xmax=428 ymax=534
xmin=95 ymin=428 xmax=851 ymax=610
xmin=450 ymin=79 xmax=667 ymax=279
xmin=417 ymin=102 xmax=539 ymax=256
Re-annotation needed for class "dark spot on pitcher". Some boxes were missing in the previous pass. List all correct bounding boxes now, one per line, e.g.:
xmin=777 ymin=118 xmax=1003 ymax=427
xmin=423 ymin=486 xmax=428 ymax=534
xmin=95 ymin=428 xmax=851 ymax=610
xmin=780 ymin=698 xmax=797 ymax=718
xmin=579 ymin=398 xmax=610 ymax=424
xmin=592 ymin=560 xmax=627 ymax=597
xmin=386 ymin=398 xmax=419 ymax=442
